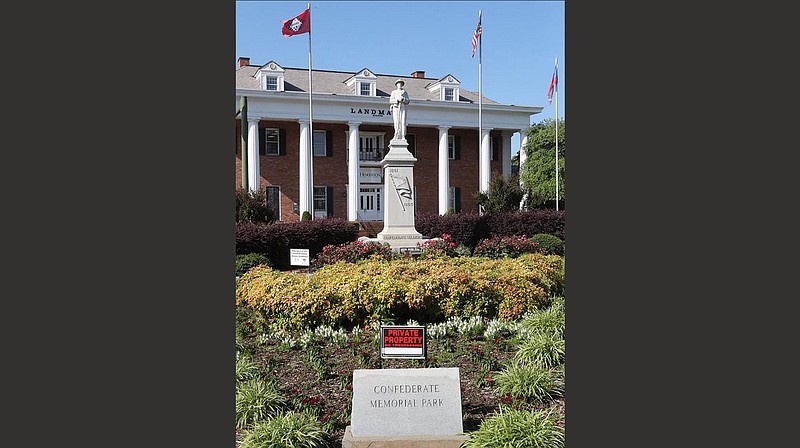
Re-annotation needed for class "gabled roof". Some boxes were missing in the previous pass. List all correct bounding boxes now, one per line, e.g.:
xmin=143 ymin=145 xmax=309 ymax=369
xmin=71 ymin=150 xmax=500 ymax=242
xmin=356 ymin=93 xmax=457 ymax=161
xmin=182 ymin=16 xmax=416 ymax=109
xmin=256 ymin=60 xmax=285 ymax=72
xmin=343 ymin=68 xmax=377 ymax=84
xmin=235 ymin=64 xmax=497 ymax=104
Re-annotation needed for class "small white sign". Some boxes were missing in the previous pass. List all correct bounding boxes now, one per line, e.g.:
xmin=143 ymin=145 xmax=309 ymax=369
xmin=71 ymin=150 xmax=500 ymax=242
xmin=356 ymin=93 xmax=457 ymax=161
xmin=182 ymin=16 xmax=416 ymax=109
xmin=290 ymin=248 xmax=310 ymax=266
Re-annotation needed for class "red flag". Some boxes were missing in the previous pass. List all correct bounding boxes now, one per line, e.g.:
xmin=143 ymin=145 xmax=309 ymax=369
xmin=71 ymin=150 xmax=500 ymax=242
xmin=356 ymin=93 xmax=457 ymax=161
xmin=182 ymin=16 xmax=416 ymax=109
xmin=471 ymin=12 xmax=482 ymax=58
xmin=281 ymin=8 xmax=310 ymax=37
xmin=547 ymin=64 xmax=558 ymax=105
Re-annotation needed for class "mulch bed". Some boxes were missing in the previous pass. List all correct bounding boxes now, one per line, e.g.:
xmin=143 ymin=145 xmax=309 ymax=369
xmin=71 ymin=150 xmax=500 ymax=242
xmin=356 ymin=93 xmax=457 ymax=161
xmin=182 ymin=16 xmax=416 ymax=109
xmin=236 ymin=321 xmax=565 ymax=447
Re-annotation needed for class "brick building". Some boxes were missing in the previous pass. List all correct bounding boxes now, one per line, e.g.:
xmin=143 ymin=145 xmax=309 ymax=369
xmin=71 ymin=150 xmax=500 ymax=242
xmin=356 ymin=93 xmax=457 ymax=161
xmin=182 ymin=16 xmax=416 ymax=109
xmin=235 ymin=57 xmax=541 ymax=224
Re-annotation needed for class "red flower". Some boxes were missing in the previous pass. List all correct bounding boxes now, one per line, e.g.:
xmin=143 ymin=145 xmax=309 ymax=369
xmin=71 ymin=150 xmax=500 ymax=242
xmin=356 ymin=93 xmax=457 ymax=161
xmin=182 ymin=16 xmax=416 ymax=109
xmin=345 ymin=385 xmax=352 ymax=390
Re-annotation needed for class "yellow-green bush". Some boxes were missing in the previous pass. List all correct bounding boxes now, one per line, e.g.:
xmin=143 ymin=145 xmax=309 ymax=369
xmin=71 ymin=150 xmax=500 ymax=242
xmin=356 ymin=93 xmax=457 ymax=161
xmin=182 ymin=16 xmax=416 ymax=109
xmin=236 ymin=254 xmax=564 ymax=331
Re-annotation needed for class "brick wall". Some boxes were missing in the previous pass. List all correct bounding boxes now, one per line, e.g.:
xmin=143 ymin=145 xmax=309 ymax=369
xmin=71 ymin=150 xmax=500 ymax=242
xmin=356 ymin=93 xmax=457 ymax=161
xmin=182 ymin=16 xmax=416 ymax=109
xmin=235 ymin=121 xmax=510 ymax=221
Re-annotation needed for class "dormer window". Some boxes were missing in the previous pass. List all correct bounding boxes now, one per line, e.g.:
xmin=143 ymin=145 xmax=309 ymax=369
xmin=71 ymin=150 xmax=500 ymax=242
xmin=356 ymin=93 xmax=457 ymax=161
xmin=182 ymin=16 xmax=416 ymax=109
xmin=426 ymin=74 xmax=461 ymax=102
xmin=256 ymin=60 xmax=285 ymax=92
xmin=345 ymin=68 xmax=377 ymax=97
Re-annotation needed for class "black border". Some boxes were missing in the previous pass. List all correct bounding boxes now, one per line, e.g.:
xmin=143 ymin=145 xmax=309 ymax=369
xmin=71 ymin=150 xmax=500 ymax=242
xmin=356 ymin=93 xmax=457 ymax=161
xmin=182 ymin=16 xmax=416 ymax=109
xmin=380 ymin=325 xmax=427 ymax=359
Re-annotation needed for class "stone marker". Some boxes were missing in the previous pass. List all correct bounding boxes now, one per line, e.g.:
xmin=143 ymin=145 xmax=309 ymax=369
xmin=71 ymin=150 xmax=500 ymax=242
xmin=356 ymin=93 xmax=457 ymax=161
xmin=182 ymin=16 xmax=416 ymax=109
xmin=343 ymin=368 xmax=468 ymax=448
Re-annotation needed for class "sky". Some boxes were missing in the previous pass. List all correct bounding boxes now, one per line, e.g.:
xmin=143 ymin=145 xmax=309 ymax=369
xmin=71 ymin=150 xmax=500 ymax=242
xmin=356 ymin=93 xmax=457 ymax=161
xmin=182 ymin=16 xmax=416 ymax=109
xmin=236 ymin=1 xmax=564 ymax=156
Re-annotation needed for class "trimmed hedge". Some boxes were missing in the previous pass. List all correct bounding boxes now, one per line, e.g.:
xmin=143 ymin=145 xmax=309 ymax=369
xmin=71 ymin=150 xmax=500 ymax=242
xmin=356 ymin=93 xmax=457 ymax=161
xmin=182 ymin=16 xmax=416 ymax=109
xmin=416 ymin=210 xmax=565 ymax=248
xmin=236 ymin=253 xmax=272 ymax=277
xmin=236 ymin=254 xmax=564 ymax=331
xmin=484 ymin=210 xmax=565 ymax=241
xmin=415 ymin=213 xmax=489 ymax=248
xmin=529 ymin=233 xmax=565 ymax=256
xmin=236 ymin=218 xmax=359 ymax=270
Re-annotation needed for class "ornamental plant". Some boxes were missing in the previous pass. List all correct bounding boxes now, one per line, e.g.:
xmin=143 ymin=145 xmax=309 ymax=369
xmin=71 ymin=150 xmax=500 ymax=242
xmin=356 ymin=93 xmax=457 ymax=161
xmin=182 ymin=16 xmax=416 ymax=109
xmin=236 ymin=188 xmax=275 ymax=224
xmin=235 ymin=378 xmax=288 ymax=428
xmin=492 ymin=362 xmax=563 ymax=404
xmin=473 ymin=235 xmax=539 ymax=259
xmin=236 ymin=253 xmax=272 ymax=277
xmin=465 ymin=408 xmax=564 ymax=448
xmin=239 ymin=411 xmax=328 ymax=448
xmin=515 ymin=332 xmax=565 ymax=369
xmin=529 ymin=233 xmax=565 ymax=256
xmin=236 ymin=254 xmax=564 ymax=331
xmin=311 ymin=240 xmax=392 ymax=269
xmin=417 ymin=233 xmax=458 ymax=259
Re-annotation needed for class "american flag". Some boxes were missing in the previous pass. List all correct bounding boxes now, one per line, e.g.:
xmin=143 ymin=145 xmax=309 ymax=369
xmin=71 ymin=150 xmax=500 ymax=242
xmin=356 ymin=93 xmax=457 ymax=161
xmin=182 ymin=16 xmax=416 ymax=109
xmin=471 ymin=12 xmax=482 ymax=58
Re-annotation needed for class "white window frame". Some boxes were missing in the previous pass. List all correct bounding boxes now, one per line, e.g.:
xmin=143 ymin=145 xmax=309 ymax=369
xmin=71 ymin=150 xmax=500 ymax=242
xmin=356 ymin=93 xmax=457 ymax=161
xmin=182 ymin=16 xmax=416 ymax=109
xmin=313 ymin=186 xmax=328 ymax=218
xmin=359 ymin=82 xmax=372 ymax=96
xmin=265 ymin=186 xmax=281 ymax=220
xmin=265 ymin=76 xmax=278 ymax=91
xmin=313 ymin=130 xmax=327 ymax=156
xmin=448 ymin=135 xmax=456 ymax=159
xmin=444 ymin=87 xmax=455 ymax=101
xmin=264 ymin=128 xmax=280 ymax=155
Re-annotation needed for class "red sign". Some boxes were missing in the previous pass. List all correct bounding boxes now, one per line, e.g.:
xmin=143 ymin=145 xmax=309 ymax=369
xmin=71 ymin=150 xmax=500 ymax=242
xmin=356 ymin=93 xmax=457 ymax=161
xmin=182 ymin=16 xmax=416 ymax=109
xmin=380 ymin=326 xmax=426 ymax=359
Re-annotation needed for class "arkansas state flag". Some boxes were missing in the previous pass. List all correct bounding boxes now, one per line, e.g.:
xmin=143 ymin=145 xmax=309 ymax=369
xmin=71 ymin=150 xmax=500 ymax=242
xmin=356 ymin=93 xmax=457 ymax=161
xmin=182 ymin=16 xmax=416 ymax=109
xmin=546 ymin=64 xmax=558 ymax=105
xmin=282 ymin=8 xmax=310 ymax=37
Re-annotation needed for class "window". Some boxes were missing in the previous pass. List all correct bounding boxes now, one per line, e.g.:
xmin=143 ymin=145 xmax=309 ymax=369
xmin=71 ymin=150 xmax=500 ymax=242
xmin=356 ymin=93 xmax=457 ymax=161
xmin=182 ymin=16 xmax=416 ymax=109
xmin=449 ymin=187 xmax=461 ymax=213
xmin=265 ymin=186 xmax=281 ymax=220
xmin=264 ymin=129 xmax=280 ymax=155
xmin=444 ymin=87 xmax=454 ymax=101
xmin=314 ymin=186 xmax=333 ymax=218
xmin=448 ymin=135 xmax=456 ymax=159
xmin=359 ymin=82 xmax=371 ymax=96
xmin=313 ymin=130 xmax=326 ymax=156
xmin=265 ymin=76 xmax=278 ymax=91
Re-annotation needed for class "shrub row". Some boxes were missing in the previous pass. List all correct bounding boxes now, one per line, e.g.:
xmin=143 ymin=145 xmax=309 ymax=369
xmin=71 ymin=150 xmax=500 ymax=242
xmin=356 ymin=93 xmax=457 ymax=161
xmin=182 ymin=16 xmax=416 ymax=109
xmin=416 ymin=210 xmax=565 ymax=248
xmin=236 ymin=254 xmax=564 ymax=331
xmin=236 ymin=218 xmax=359 ymax=270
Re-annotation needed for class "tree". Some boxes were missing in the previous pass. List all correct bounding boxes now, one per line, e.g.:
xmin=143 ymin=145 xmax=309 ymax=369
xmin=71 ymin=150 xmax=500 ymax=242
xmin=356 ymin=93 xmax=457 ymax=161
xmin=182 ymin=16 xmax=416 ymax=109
xmin=520 ymin=118 xmax=565 ymax=208
xmin=475 ymin=174 xmax=525 ymax=213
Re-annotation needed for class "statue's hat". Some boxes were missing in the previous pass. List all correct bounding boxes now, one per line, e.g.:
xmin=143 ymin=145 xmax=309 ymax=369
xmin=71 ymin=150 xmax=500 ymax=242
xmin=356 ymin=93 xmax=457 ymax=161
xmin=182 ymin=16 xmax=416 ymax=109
xmin=395 ymin=79 xmax=405 ymax=86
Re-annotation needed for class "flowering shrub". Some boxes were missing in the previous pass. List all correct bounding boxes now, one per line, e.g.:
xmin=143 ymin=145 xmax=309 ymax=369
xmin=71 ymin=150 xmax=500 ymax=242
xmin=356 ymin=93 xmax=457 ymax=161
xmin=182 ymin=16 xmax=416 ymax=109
xmin=311 ymin=240 xmax=392 ymax=269
xmin=417 ymin=234 xmax=458 ymax=259
xmin=473 ymin=235 xmax=540 ymax=259
xmin=236 ymin=254 xmax=564 ymax=331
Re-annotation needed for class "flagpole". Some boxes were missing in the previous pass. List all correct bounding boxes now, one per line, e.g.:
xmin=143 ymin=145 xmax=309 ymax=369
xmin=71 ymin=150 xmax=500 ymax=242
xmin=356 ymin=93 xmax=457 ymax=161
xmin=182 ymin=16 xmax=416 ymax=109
xmin=478 ymin=10 xmax=483 ymax=205
xmin=554 ymin=57 xmax=559 ymax=211
xmin=307 ymin=3 xmax=314 ymax=217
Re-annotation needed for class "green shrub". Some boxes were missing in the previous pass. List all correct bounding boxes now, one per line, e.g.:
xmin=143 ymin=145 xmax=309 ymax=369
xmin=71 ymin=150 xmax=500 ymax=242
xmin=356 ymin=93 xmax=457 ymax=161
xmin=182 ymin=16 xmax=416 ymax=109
xmin=515 ymin=332 xmax=565 ymax=368
xmin=236 ymin=352 xmax=261 ymax=382
xmin=493 ymin=363 xmax=563 ymax=404
xmin=237 ymin=253 xmax=272 ymax=277
xmin=236 ymin=379 xmax=288 ymax=428
xmin=474 ymin=235 xmax=539 ymax=259
xmin=465 ymin=408 xmax=564 ymax=448
xmin=236 ymin=189 xmax=275 ymax=224
xmin=417 ymin=234 xmax=458 ymax=258
xmin=311 ymin=240 xmax=392 ymax=269
xmin=240 ymin=412 xmax=328 ymax=448
xmin=301 ymin=211 xmax=312 ymax=221
xmin=236 ymin=255 xmax=564 ymax=331
xmin=529 ymin=234 xmax=564 ymax=256
xmin=520 ymin=300 xmax=565 ymax=339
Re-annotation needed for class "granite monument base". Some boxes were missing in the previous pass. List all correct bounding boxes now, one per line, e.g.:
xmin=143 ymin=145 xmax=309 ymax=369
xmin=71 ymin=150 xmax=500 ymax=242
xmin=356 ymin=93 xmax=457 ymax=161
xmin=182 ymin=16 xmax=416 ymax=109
xmin=342 ymin=426 xmax=468 ymax=448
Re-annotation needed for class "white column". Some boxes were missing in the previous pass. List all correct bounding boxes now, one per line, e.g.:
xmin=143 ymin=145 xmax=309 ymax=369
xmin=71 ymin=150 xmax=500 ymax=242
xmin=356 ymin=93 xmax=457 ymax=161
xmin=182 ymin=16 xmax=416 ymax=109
xmin=438 ymin=126 xmax=451 ymax=215
xmin=298 ymin=119 xmax=311 ymax=216
xmin=501 ymin=131 xmax=513 ymax=179
xmin=518 ymin=128 xmax=530 ymax=210
xmin=247 ymin=118 xmax=260 ymax=193
xmin=479 ymin=127 xmax=493 ymax=193
xmin=347 ymin=121 xmax=361 ymax=221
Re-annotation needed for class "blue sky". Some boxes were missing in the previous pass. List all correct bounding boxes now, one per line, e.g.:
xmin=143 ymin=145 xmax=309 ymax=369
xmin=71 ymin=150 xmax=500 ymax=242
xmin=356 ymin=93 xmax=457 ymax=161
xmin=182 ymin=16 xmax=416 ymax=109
xmin=236 ymin=1 xmax=564 ymax=156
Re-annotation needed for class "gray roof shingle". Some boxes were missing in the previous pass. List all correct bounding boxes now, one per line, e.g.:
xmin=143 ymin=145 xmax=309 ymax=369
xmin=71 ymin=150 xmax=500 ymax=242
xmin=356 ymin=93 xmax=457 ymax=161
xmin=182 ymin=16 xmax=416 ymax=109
xmin=236 ymin=65 xmax=499 ymax=105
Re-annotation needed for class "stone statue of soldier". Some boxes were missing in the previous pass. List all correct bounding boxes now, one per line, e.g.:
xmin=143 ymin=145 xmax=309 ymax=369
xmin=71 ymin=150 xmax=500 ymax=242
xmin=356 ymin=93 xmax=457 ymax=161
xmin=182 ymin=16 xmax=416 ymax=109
xmin=389 ymin=79 xmax=410 ymax=141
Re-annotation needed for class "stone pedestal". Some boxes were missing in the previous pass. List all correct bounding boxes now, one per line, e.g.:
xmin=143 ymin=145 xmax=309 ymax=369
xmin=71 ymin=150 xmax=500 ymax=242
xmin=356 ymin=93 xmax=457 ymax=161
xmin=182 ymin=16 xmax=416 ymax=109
xmin=342 ymin=426 xmax=468 ymax=448
xmin=377 ymin=138 xmax=423 ymax=251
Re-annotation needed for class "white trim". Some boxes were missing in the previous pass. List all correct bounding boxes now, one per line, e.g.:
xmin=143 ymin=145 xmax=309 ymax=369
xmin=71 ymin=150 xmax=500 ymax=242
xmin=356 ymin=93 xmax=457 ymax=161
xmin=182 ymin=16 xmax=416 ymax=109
xmin=312 ymin=129 xmax=327 ymax=157
xmin=263 ymin=128 xmax=280 ymax=156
